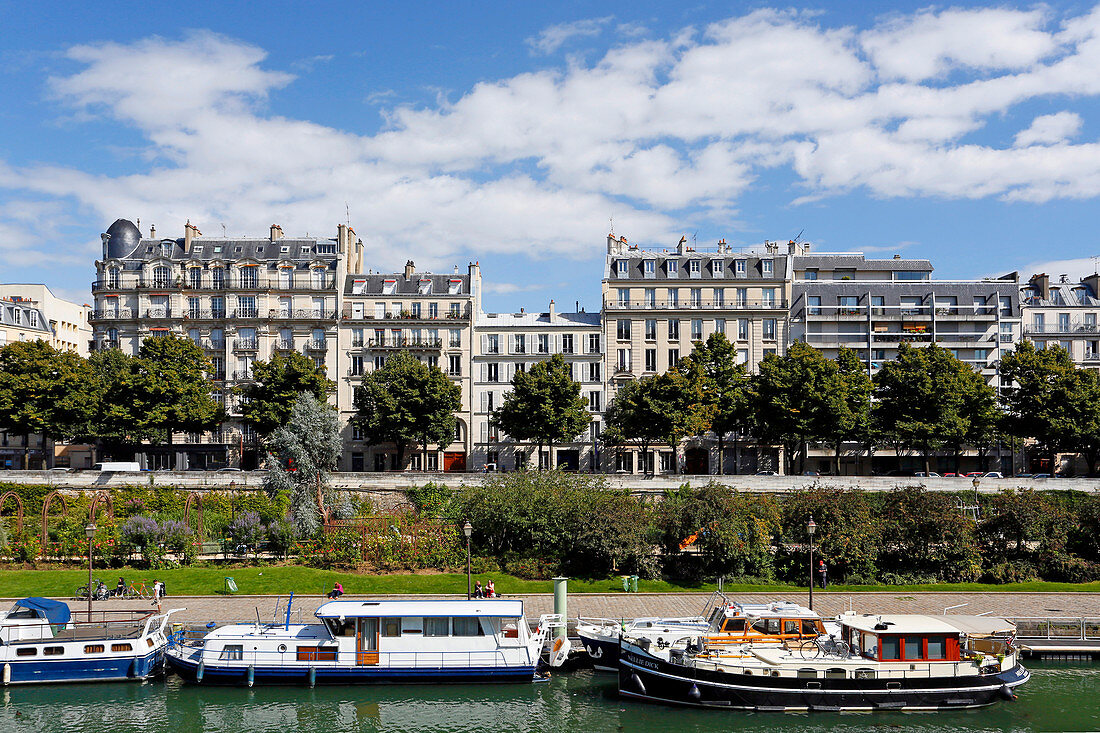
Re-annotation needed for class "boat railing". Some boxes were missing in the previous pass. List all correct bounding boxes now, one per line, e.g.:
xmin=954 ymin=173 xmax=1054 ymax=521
xmin=1010 ymin=616 xmax=1100 ymax=641
xmin=185 ymin=645 xmax=522 ymax=669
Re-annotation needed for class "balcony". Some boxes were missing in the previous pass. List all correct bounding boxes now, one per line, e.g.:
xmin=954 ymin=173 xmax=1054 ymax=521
xmin=202 ymin=339 xmax=225 ymax=351
xmin=1024 ymin=321 xmax=1100 ymax=335
xmin=231 ymin=370 xmax=253 ymax=381
xmin=305 ymin=339 xmax=328 ymax=352
xmin=366 ymin=338 xmax=443 ymax=349
xmin=89 ymin=308 xmax=134 ymax=320
xmin=143 ymin=308 xmax=173 ymax=319
xmin=268 ymin=308 xmax=338 ymax=320
xmin=210 ymin=371 xmax=227 ymax=381
xmin=274 ymin=340 xmax=295 ymax=351
xmin=605 ymin=298 xmax=787 ymax=310
xmin=230 ymin=309 xmax=261 ymax=319
xmin=185 ymin=309 xmax=227 ymax=321
xmin=341 ymin=304 xmax=472 ymax=321
xmin=233 ymin=338 xmax=259 ymax=351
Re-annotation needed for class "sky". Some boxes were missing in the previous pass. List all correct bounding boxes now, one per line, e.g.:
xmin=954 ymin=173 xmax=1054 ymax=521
xmin=3 ymin=1 xmax=1100 ymax=311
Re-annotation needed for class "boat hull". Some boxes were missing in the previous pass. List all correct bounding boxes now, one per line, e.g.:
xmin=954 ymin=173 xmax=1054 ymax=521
xmin=1 ymin=648 xmax=164 ymax=685
xmin=166 ymin=653 xmax=537 ymax=686
xmin=577 ymin=629 xmax=620 ymax=672
xmin=618 ymin=649 xmax=1030 ymax=711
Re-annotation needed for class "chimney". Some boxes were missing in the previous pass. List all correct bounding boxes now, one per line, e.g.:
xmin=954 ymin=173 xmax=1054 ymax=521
xmin=1030 ymin=273 xmax=1050 ymax=300
xmin=548 ymin=299 xmax=556 ymax=320
xmin=184 ymin=220 xmax=200 ymax=252
xmin=677 ymin=235 xmax=687 ymax=254
xmin=1084 ymin=273 xmax=1100 ymax=300
xmin=404 ymin=260 xmax=415 ymax=279
xmin=150 ymin=224 xmax=156 ymax=239
xmin=270 ymin=224 xmax=283 ymax=241
xmin=354 ymin=238 xmax=364 ymax=274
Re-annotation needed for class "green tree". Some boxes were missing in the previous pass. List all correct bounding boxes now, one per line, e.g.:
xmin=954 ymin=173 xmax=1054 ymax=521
xmin=262 ymin=392 xmax=345 ymax=535
xmin=603 ymin=369 xmax=699 ymax=476
xmin=873 ymin=343 xmax=997 ymax=474
xmin=832 ymin=347 xmax=872 ymax=475
xmin=0 ymin=340 xmax=97 ymax=468
xmin=239 ymin=351 xmax=334 ymax=436
xmin=493 ymin=354 xmax=588 ymax=469
xmin=751 ymin=342 xmax=844 ymax=475
xmin=354 ymin=351 xmax=462 ymax=470
xmin=681 ymin=334 xmax=752 ymax=475
xmin=133 ymin=335 xmax=221 ymax=445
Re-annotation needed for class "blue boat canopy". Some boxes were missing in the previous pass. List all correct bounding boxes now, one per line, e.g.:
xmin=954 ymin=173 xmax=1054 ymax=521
xmin=16 ymin=597 xmax=71 ymax=625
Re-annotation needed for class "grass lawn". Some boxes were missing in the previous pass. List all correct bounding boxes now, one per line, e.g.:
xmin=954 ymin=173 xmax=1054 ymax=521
xmin=1 ymin=566 xmax=1100 ymax=598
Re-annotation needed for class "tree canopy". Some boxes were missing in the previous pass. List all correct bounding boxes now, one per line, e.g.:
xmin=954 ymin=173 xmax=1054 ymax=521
xmin=131 ymin=335 xmax=221 ymax=443
xmin=239 ymin=351 xmax=334 ymax=435
xmin=493 ymin=354 xmax=589 ymax=467
xmin=353 ymin=352 xmax=462 ymax=469
xmin=679 ymin=334 xmax=752 ymax=474
xmin=603 ymin=369 xmax=699 ymax=475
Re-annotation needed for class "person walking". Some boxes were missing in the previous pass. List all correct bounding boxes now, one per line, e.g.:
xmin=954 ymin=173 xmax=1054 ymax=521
xmin=818 ymin=560 xmax=828 ymax=590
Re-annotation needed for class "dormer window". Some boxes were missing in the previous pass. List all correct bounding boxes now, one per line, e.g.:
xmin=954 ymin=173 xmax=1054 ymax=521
xmin=161 ymin=243 xmax=172 ymax=257
xmin=192 ymin=246 xmax=204 ymax=255
xmin=281 ymin=246 xmax=290 ymax=253
xmin=688 ymin=260 xmax=701 ymax=278
xmin=352 ymin=279 xmax=366 ymax=295
xmin=666 ymin=260 xmax=678 ymax=275
xmin=419 ymin=278 xmax=432 ymax=294
xmin=615 ymin=259 xmax=628 ymax=277
xmin=735 ymin=260 xmax=746 ymax=277
xmin=643 ymin=260 xmax=655 ymax=278
xmin=448 ymin=279 xmax=461 ymax=295
xmin=711 ymin=259 xmax=723 ymax=276
xmin=301 ymin=246 xmax=311 ymax=254
xmin=762 ymin=259 xmax=773 ymax=276
xmin=382 ymin=279 xmax=397 ymax=295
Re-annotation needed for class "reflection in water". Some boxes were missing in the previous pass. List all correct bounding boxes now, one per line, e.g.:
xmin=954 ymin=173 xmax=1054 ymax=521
xmin=0 ymin=663 xmax=1095 ymax=733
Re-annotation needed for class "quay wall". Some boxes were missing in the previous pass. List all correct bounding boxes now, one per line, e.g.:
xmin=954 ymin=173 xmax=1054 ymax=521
xmin=2 ymin=470 xmax=1098 ymax=497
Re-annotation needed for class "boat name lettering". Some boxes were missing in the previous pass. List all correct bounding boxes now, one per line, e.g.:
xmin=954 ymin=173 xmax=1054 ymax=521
xmin=626 ymin=654 xmax=659 ymax=670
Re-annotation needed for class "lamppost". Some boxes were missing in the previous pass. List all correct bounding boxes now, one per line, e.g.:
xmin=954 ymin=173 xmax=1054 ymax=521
xmin=463 ymin=520 xmax=473 ymax=600
xmin=806 ymin=516 xmax=816 ymax=611
xmin=85 ymin=523 xmax=97 ymax=618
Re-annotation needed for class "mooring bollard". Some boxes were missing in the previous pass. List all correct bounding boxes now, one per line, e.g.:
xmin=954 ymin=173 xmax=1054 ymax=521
xmin=553 ymin=576 xmax=568 ymax=639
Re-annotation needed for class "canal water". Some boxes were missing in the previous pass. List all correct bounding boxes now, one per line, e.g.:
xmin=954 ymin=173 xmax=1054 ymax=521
xmin=0 ymin=662 xmax=1096 ymax=732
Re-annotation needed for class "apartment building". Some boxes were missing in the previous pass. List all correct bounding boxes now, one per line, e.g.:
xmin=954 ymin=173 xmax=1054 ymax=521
xmin=1021 ymin=273 xmax=1100 ymax=368
xmin=338 ymin=260 xmax=479 ymax=472
xmin=0 ymin=284 xmax=92 ymax=355
xmin=471 ymin=302 xmax=603 ymax=473
xmin=90 ymin=218 xmax=358 ymax=469
xmin=790 ymin=253 xmax=1021 ymax=387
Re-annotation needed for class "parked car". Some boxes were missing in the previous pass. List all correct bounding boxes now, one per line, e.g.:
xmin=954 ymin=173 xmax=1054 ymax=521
xmin=981 ymin=471 xmax=1004 ymax=478
xmin=1032 ymin=473 xmax=1053 ymax=478
xmin=1015 ymin=473 xmax=1034 ymax=478
xmin=755 ymin=470 xmax=778 ymax=476
xmin=943 ymin=472 xmax=961 ymax=477
xmin=914 ymin=471 xmax=941 ymax=477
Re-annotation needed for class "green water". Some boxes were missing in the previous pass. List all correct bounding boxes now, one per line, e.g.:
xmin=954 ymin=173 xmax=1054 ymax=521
xmin=0 ymin=662 xmax=1096 ymax=732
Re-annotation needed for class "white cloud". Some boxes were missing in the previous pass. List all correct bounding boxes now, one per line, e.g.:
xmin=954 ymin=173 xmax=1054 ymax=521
xmin=482 ymin=282 xmax=547 ymax=295
xmin=1015 ymin=111 xmax=1083 ymax=146
xmin=526 ymin=17 xmax=613 ymax=55
xmin=6 ymin=7 xmax=1100 ymax=273
xmin=1020 ymin=257 xmax=1100 ymax=281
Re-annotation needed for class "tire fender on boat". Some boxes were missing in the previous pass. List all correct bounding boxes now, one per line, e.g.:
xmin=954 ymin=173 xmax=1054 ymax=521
xmin=196 ymin=661 xmax=205 ymax=683
xmin=308 ymin=667 xmax=317 ymax=688
xmin=630 ymin=673 xmax=646 ymax=695
xmin=247 ymin=665 xmax=255 ymax=688
xmin=688 ymin=683 xmax=701 ymax=701
xmin=2 ymin=663 xmax=9 ymax=686
xmin=999 ymin=685 xmax=1017 ymax=701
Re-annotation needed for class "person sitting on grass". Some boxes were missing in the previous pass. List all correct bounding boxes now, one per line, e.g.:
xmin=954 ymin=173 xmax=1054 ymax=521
xmin=327 ymin=582 xmax=344 ymax=599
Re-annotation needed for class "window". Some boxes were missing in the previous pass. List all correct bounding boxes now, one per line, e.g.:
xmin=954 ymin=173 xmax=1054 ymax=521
xmin=738 ymin=319 xmax=748 ymax=340
xmin=643 ymin=259 xmax=655 ymax=277
xmin=212 ymin=268 xmax=225 ymax=290
xmin=351 ymin=355 xmax=364 ymax=376
xmin=561 ymin=333 xmax=574 ymax=354
xmin=449 ymin=302 xmax=461 ymax=318
xmin=762 ymin=288 xmax=777 ymax=307
xmin=1059 ymin=313 xmax=1071 ymax=331
xmin=617 ymin=320 xmax=631 ymax=340
xmin=880 ymin=636 xmax=900 ymax=660
xmin=352 ymin=328 xmax=364 ymax=348
xmin=895 ymin=271 xmax=928 ymax=281
xmin=429 ymin=302 xmax=439 ymax=318
xmin=296 ymin=646 xmax=336 ymax=662
xmin=411 ymin=302 xmax=421 ymax=318
xmin=926 ymin=637 xmax=947 ymax=659
xmin=900 ymin=296 xmax=924 ymax=315
xmin=424 ymin=617 xmax=449 ymax=637
xmin=904 ymin=636 xmax=922 ymax=660
xmin=669 ymin=319 xmax=680 ymax=341
xmin=107 ymin=268 xmax=120 ymax=288
xmin=611 ymin=259 xmax=627 ymax=277
xmin=450 ymin=329 xmax=461 ymax=348
xmin=382 ymin=618 xmax=402 ymax=637
xmin=111 ymin=643 xmax=133 ymax=652
xmin=689 ymin=259 xmax=701 ymax=278
xmin=666 ymin=260 xmax=678 ymax=275
xmin=188 ymin=297 xmax=201 ymax=319
xmin=645 ymin=348 xmax=657 ymax=372
xmin=419 ymin=279 xmax=432 ymax=295
xmin=486 ymin=363 xmax=499 ymax=382
xmin=871 ymin=295 xmax=885 ymax=315
xmin=645 ymin=319 xmax=657 ymax=341
xmin=713 ymin=288 xmax=724 ymax=307
xmin=667 ymin=289 xmax=679 ymax=307
xmin=513 ymin=333 xmax=526 ymax=353
xmin=690 ymin=288 xmax=702 ymax=307
xmin=736 ymin=349 xmax=748 ymax=365
xmin=715 ymin=318 xmax=726 ymax=335
xmin=448 ymin=280 xmax=461 ymax=295
xmin=588 ymin=391 xmax=602 ymax=412
xmin=808 ymin=295 xmax=822 ymax=315
xmin=537 ymin=333 xmax=550 ymax=354
xmin=588 ymin=333 xmax=601 ymax=353
xmin=804 ymin=269 xmax=818 ymax=280
xmin=711 ymin=259 xmax=723 ymax=276
xmin=761 ymin=259 xmax=773 ymax=276
xmin=736 ymin=288 xmax=748 ymax=307
xmin=448 ymin=355 xmax=462 ymax=376
xmin=452 ymin=617 xmax=481 ymax=636
xmin=238 ymin=295 xmax=257 ymax=318
xmin=691 ymin=319 xmax=703 ymax=341
xmin=382 ymin=279 xmax=396 ymax=295
xmin=834 ymin=268 xmax=856 ymax=280
xmin=735 ymin=260 xmax=746 ymax=278
xmin=617 ymin=349 xmax=632 ymax=371
xmin=588 ymin=362 xmax=601 ymax=382
xmin=220 ymin=645 xmax=244 ymax=661
xmin=43 ymin=646 xmax=63 ymax=656
xmin=240 ymin=267 xmax=258 ymax=289
xmin=668 ymin=348 xmax=679 ymax=366
xmin=644 ymin=288 xmax=656 ymax=307
xmin=84 ymin=644 xmax=105 ymax=654
xmin=188 ymin=268 xmax=202 ymax=289
xmin=16 ymin=647 xmax=36 ymax=657
xmin=839 ymin=296 xmax=859 ymax=315
xmin=763 ymin=319 xmax=777 ymax=340
xmin=486 ymin=334 xmax=499 ymax=354
xmin=999 ymin=296 xmax=1012 ymax=316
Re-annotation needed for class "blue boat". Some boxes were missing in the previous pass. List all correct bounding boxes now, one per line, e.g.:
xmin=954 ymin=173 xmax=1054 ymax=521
xmin=0 ymin=597 xmax=180 ymax=685
xmin=166 ymin=598 xmax=567 ymax=686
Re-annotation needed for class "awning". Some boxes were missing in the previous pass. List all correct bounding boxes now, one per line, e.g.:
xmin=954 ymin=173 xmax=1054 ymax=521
xmin=15 ymin=597 xmax=71 ymax=625
xmin=942 ymin=615 xmax=1015 ymax=637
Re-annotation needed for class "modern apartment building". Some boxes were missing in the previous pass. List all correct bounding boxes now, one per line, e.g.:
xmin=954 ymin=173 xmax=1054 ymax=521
xmin=89 ymin=218 xmax=358 ymax=469
xmin=338 ymin=260 xmax=479 ymax=472
xmin=471 ymin=302 xmax=603 ymax=472
xmin=0 ymin=284 xmax=92 ymax=355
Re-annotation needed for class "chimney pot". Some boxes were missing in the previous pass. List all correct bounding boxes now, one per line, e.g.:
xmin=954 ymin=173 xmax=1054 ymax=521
xmin=405 ymin=260 xmax=415 ymax=278
xmin=150 ymin=224 xmax=156 ymax=239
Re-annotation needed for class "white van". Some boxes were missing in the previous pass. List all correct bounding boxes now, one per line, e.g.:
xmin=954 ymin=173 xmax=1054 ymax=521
xmin=92 ymin=462 xmax=142 ymax=472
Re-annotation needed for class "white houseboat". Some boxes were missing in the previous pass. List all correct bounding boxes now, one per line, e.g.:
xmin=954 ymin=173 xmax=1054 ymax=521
xmin=166 ymin=598 xmax=566 ymax=686
xmin=0 ymin=597 xmax=178 ymax=685
xmin=619 ymin=612 xmax=1029 ymax=711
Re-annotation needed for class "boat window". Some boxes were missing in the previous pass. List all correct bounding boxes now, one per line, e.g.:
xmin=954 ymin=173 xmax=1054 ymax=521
xmin=502 ymin=622 xmax=519 ymax=639
xmin=220 ymin=645 xmax=244 ymax=661
xmin=927 ymin=636 xmax=947 ymax=659
xmin=15 ymin=647 xmax=37 ymax=657
xmin=881 ymin=636 xmax=900 ymax=660
xmin=297 ymin=646 xmax=337 ymax=662
xmin=825 ymin=668 xmax=846 ymax=679
xmin=84 ymin=644 xmax=104 ymax=654
xmin=112 ymin=643 xmax=133 ymax=653
xmin=854 ymin=668 xmax=875 ymax=679
xmin=424 ymin=617 xmax=449 ymax=637
xmin=721 ymin=618 xmax=745 ymax=633
xmin=801 ymin=620 xmax=819 ymax=636
xmin=750 ymin=618 xmax=780 ymax=635
xmin=904 ymin=636 xmax=922 ymax=660
xmin=796 ymin=668 xmax=818 ymax=679
xmin=44 ymin=646 xmax=64 ymax=656
xmin=382 ymin=618 xmax=402 ymax=637
xmin=783 ymin=620 xmax=799 ymax=635
xmin=452 ymin=617 xmax=482 ymax=637
xmin=147 ymin=638 xmax=155 ymax=648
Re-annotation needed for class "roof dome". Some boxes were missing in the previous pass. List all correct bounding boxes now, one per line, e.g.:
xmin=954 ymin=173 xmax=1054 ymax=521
xmin=104 ymin=218 xmax=142 ymax=259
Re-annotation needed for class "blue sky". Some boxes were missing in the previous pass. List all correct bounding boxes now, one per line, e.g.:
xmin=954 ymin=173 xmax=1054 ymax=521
xmin=3 ymin=1 xmax=1100 ymax=311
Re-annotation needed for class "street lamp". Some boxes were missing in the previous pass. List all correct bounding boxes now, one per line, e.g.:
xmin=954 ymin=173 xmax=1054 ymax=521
xmin=85 ymin=523 xmax=97 ymax=618
xmin=806 ymin=516 xmax=816 ymax=611
xmin=463 ymin=520 xmax=473 ymax=600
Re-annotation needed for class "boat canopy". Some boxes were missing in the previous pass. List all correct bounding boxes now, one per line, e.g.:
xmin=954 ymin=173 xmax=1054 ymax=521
xmin=839 ymin=614 xmax=962 ymax=635
xmin=941 ymin=615 xmax=1016 ymax=637
xmin=14 ymin=597 xmax=71 ymax=625
xmin=315 ymin=599 xmax=525 ymax=619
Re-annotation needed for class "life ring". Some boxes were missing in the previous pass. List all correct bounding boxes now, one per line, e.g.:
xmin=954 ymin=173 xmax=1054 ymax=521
xmin=552 ymin=637 xmax=565 ymax=653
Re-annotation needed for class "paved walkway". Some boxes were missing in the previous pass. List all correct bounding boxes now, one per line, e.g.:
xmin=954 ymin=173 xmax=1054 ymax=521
xmin=24 ymin=591 xmax=1100 ymax=625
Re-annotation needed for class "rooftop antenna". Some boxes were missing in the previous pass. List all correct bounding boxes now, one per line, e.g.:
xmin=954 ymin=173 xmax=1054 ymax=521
xmin=692 ymin=231 xmax=697 ymax=246
xmin=609 ymin=217 xmax=615 ymax=237
xmin=792 ymin=228 xmax=805 ymax=243
xmin=345 ymin=201 xmax=351 ymax=227
xmin=1093 ymin=254 xmax=1099 ymax=275
xmin=221 ymin=223 xmax=227 ymax=237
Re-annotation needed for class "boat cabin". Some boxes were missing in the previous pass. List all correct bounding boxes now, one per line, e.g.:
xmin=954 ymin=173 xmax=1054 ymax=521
xmin=706 ymin=601 xmax=825 ymax=645
xmin=839 ymin=614 xmax=1015 ymax=663
xmin=0 ymin=598 xmax=72 ymax=643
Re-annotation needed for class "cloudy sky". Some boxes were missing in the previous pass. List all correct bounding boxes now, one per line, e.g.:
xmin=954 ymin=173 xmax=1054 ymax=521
xmin=2 ymin=1 xmax=1100 ymax=310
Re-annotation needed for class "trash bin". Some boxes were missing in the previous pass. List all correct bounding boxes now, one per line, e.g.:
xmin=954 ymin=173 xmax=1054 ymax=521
xmin=630 ymin=575 xmax=639 ymax=593
xmin=621 ymin=575 xmax=630 ymax=592
xmin=224 ymin=577 xmax=238 ymax=594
